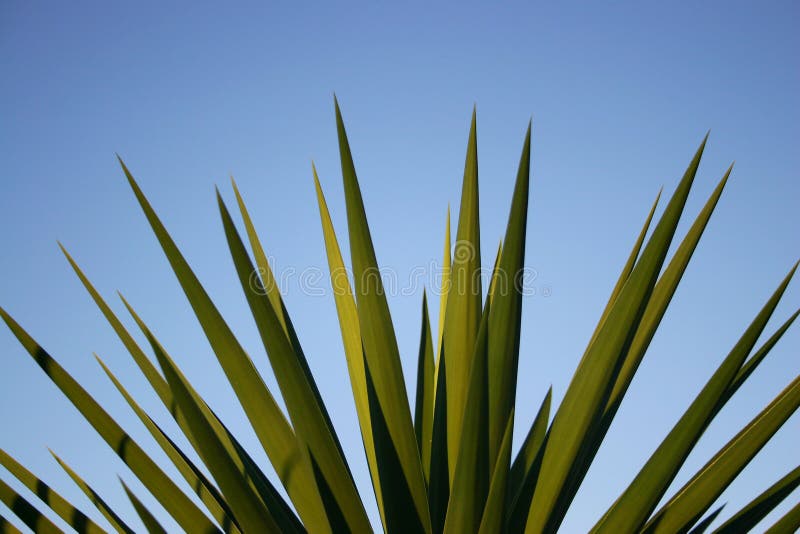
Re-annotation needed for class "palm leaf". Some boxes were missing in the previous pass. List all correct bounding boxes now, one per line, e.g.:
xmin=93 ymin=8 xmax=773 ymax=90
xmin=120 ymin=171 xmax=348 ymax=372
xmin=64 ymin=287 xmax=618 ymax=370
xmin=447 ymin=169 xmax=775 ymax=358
xmin=0 ymin=477 xmax=62 ymax=534
xmin=643 ymin=372 xmax=800 ymax=533
xmin=712 ymin=465 xmax=800 ymax=533
xmin=0 ymin=448 xmax=103 ymax=534
xmin=527 ymin=136 xmax=708 ymax=533
xmin=594 ymin=262 xmax=797 ymax=533
xmin=442 ymin=108 xmax=482 ymax=483
xmin=118 ymin=157 xmax=328 ymax=529
xmin=119 ymin=478 xmax=167 ymax=534
xmin=414 ymin=291 xmax=436 ymax=483
xmin=0 ymin=307 xmax=217 ymax=533
xmin=764 ymin=500 xmax=800 ymax=534
xmin=94 ymin=354 xmax=239 ymax=533
xmin=486 ymin=121 xmax=531 ymax=468
xmin=52 ymin=452 xmax=134 ymax=534
xmin=218 ymin=189 xmax=370 ymax=533
xmin=335 ymin=97 xmax=431 ymax=533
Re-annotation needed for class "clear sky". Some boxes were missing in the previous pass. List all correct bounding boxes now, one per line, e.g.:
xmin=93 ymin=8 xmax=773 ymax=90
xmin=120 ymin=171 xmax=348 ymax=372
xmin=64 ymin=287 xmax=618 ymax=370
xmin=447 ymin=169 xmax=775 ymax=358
xmin=1 ymin=2 xmax=798 ymax=532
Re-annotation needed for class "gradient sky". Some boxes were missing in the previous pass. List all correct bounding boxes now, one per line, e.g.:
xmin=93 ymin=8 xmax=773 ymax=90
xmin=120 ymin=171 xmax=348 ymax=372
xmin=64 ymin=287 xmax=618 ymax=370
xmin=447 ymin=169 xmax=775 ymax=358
xmin=1 ymin=2 xmax=798 ymax=532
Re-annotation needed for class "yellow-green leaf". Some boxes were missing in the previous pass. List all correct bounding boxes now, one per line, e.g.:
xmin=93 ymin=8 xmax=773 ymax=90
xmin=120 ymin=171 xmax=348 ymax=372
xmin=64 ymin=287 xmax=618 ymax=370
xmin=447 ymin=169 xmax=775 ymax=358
xmin=52 ymin=452 xmax=133 ymax=534
xmin=712 ymin=464 xmax=800 ymax=534
xmin=526 ymin=136 xmax=708 ymax=533
xmin=0 ymin=448 xmax=104 ymax=534
xmin=643 ymin=373 xmax=800 ymax=533
xmin=119 ymin=478 xmax=167 ymax=534
xmin=442 ymin=108 xmax=482 ymax=482
xmin=0 ymin=307 xmax=217 ymax=533
xmin=0 ymin=477 xmax=62 ymax=534
xmin=335 ymin=97 xmax=431 ymax=533
xmin=218 ymin=188 xmax=370 ymax=533
xmin=594 ymin=262 xmax=797 ymax=533
xmin=414 ymin=291 xmax=436 ymax=483
xmin=118 ymin=157 xmax=325 ymax=529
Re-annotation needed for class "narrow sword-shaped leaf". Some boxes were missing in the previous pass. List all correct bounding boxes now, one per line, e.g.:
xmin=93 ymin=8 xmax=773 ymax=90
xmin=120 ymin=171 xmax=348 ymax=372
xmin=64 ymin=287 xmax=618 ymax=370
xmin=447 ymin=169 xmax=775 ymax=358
xmin=52 ymin=452 xmax=133 ymax=534
xmin=507 ymin=387 xmax=551 ymax=509
xmin=437 ymin=206 xmax=451 ymax=358
xmin=119 ymin=479 xmax=167 ymax=534
xmin=414 ymin=291 xmax=436 ymax=483
xmin=764 ymin=500 xmax=800 ymax=534
xmin=0 ymin=448 xmax=104 ymax=534
xmin=478 ymin=410 xmax=515 ymax=534
xmin=556 ymin=166 xmax=732 ymax=527
xmin=218 ymin=189 xmax=370 ymax=533
xmin=526 ymin=137 xmax=708 ymax=533
xmin=0 ymin=478 xmax=62 ymax=534
xmin=0 ymin=307 xmax=218 ymax=533
xmin=125 ymin=311 xmax=305 ymax=534
xmin=593 ymin=262 xmax=797 ymax=533
xmin=0 ymin=514 xmax=24 ymax=534
xmin=117 ymin=158 xmax=324 ymax=528
xmin=719 ymin=308 xmax=800 ymax=410
xmin=688 ymin=505 xmax=725 ymax=534
xmin=428 ymin=350 xmax=450 ymax=534
xmin=231 ymin=179 xmax=344 ymax=456
xmin=712 ymin=465 xmax=800 ymax=534
xmin=335 ymin=97 xmax=431 ymax=533
xmin=443 ymin=301 xmax=491 ymax=534
xmin=313 ymin=167 xmax=387 ymax=530
xmin=94 ymin=355 xmax=240 ymax=534
xmin=442 ymin=108 xmax=482 ymax=482
xmin=643 ymin=373 xmax=800 ymax=533
xmin=487 ymin=121 xmax=531 ymax=468
xmin=63 ymin=245 xmax=299 ymax=530
xmin=586 ymin=189 xmax=661 ymax=351
xmin=149 ymin=333 xmax=280 ymax=534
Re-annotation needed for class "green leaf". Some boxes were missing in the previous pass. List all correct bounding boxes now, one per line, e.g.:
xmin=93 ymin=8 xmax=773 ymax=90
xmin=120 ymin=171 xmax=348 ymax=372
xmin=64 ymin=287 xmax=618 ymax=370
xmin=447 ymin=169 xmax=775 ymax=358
xmin=442 ymin=108 xmax=483 ymax=482
xmin=117 ymin=157 xmax=326 ymax=530
xmin=414 ymin=291 xmax=436 ymax=484
xmin=594 ymin=262 xmax=797 ymax=533
xmin=94 ymin=354 xmax=240 ymax=533
xmin=764 ymin=500 xmax=800 ymax=534
xmin=437 ymin=206 xmax=451 ymax=360
xmin=507 ymin=387 xmax=551 ymax=515
xmin=124 ymin=309 xmax=305 ymax=534
xmin=478 ymin=409 xmax=515 ymax=534
xmin=527 ymin=136 xmax=709 ymax=533
xmin=712 ymin=465 xmax=800 ymax=533
xmin=586 ymin=189 xmax=661 ymax=351
xmin=0 ymin=307 xmax=218 ymax=533
xmin=148 ymin=330 xmax=280 ymax=533
xmin=719 ymin=308 xmax=800 ymax=410
xmin=119 ymin=478 xmax=167 ymax=534
xmin=557 ymin=166 xmax=731 ymax=526
xmin=428 ymin=347 xmax=450 ymax=534
xmin=335 ymin=97 xmax=431 ymax=533
xmin=0 ymin=477 xmax=62 ymax=534
xmin=486 ymin=120 xmax=531 ymax=469
xmin=313 ymin=167 xmax=387 ymax=530
xmin=443 ymin=301 xmax=491 ymax=534
xmin=688 ymin=505 xmax=725 ymax=534
xmin=643 ymin=373 xmax=800 ymax=533
xmin=0 ymin=448 xmax=104 ymax=534
xmin=61 ymin=238 xmax=294 ymax=530
xmin=218 ymin=188 xmax=370 ymax=534
xmin=0 ymin=513 xmax=24 ymax=534
xmin=52 ymin=452 xmax=134 ymax=534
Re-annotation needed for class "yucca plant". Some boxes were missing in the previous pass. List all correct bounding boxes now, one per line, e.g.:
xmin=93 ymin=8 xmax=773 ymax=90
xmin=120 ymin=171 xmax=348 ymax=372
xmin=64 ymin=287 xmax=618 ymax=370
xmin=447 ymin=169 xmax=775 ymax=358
xmin=1 ymin=99 xmax=798 ymax=534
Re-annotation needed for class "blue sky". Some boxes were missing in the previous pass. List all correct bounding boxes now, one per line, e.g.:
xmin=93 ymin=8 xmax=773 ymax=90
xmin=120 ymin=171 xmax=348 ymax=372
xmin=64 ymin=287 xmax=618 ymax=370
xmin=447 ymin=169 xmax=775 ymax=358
xmin=1 ymin=2 xmax=798 ymax=532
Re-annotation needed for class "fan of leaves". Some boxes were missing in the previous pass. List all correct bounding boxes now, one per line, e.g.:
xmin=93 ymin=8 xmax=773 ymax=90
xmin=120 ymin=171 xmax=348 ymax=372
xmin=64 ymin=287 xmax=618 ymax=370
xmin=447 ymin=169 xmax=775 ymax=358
xmin=1 ymin=100 xmax=798 ymax=533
